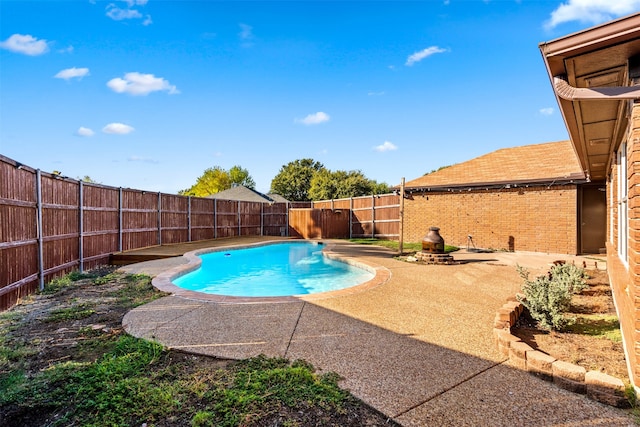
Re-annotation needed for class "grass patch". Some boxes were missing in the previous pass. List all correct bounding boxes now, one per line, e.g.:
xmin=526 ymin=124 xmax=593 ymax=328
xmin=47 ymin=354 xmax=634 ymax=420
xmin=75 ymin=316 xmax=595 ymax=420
xmin=565 ymin=314 xmax=622 ymax=342
xmin=349 ymin=238 xmax=458 ymax=253
xmin=1 ymin=269 xmax=390 ymax=426
xmin=44 ymin=303 xmax=96 ymax=323
xmin=105 ymin=273 xmax=163 ymax=308
xmin=2 ymin=335 xmax=356 ymax=427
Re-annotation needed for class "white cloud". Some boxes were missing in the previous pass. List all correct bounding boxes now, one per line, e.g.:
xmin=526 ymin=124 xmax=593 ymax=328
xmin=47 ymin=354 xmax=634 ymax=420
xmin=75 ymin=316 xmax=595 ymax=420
xmin=539 ymin=107 xmax=554 ymax=116
xmin=374 ymin=141 xmax=398 ymax=152
xmin=239 ymin=23 xmax=253 ymax=40
xmin=106 ymin=1 xmax=151 ymax=24
xmin=107 ymin=72 xmax=179 ymax=96
xmin=76 ymin=127 xmax=95 ymax=137
xmin=58 ymin=45 xmax=74 ymax=54
xmin=106 ymin=5 xmax=142 ymax=20
xmin=54 ymin=67 xmax=90 ymax=80
xmin=0 ymin=34 xmax=49 ymax=56
xmin=296 ymin=112 xmax=330 ymax=125
xmin=546 ymin=0 xmax=640 ymax=29
xmin=406 ymin=46 xmax=447 ymax=66
xmin=239 ymin=23 xmax=254 ymax=47
xmin=128 ymin=155 xmax=158 ymax=163
xmin=103 ymin=123 xmax=135 ymax=134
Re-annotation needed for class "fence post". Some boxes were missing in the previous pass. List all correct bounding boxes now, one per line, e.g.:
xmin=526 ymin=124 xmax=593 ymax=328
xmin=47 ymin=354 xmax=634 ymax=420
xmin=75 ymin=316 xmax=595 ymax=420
xmin=349 ymin=198 xmax=353 ymax=239
xmin=79 ymin=181 xmax=84 ymax=273
xmin=371 ymin=195 xmax=375 ymax=238
xmin=260 ymin=203 xmax=264 ymax=236
xmin=286 ymin=202 xmax=289 ymax=237
xmin=36 ymin=169 xmax=44 ymax=291
xmin=398 ymin=178 xmax=405 ymax=255
xmin=214 ymin=199 xmax=217 ymax=239
xmin=188 ymin=196 xmax=192 ymax=242
xmin=118 ymin=188 xmax=123 ymax=252
xmin=237 ymin=201 xmax=241 ymax=237
xmin=157 ymin=192 xmax=162 ymax=245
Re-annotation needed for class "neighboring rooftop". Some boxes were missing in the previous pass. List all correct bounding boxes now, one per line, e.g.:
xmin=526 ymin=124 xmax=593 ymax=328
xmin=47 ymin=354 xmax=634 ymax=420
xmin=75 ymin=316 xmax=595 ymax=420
xmin=404 ymin=140 xmax=586 ymax=190
xmin=206 ymin=185 xmax=289 ymax=203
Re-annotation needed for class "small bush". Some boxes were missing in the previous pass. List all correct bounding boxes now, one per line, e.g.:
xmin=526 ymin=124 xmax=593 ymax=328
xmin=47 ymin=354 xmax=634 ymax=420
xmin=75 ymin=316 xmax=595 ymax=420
xmin=516 ymin=263 xmax=587 ymax=331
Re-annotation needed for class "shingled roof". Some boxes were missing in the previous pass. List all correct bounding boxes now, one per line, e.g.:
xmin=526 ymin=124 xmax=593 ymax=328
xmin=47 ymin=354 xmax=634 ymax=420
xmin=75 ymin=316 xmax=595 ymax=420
xmin=207 ymin=185 xmax=289 ymax=203
xmin=404 ymin=140 xmax=586 ymax=190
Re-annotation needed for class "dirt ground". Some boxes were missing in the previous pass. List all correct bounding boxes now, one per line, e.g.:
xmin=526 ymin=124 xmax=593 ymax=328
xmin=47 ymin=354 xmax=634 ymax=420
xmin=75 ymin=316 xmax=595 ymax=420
xmin=0 ymin=269 xmax=397 ymax=427
xmin=512 ymin=269 xmax=629 ymax=382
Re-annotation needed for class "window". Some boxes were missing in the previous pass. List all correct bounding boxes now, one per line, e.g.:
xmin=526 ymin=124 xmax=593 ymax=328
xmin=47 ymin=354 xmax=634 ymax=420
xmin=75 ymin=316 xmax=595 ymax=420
xmin=617 ymin=142 xmax=628 ymax=264
xmin=610 ymin=173 xmax=614 ymax=244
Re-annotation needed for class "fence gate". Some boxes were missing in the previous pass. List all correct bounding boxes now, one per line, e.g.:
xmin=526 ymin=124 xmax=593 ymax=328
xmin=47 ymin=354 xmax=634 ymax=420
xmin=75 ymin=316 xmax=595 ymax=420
xmin=288 ymin=208 xmax=350 ymax=239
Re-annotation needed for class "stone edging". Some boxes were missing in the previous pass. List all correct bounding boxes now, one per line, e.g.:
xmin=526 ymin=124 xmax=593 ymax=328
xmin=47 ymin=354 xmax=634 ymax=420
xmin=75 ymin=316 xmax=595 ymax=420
xmin=493 ymin=297 xmax=629 ymax=408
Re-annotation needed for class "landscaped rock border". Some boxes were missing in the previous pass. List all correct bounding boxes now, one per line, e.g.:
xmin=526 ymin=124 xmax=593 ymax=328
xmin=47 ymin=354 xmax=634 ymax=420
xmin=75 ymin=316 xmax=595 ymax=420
xmin=493 ymin=297 xmax=630 ymax=408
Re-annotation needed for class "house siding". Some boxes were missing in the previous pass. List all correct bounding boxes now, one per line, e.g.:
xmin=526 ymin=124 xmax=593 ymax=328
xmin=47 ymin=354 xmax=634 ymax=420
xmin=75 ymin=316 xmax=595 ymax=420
xmin=403 ymin=185 xmax=578 ymax=254
xmin=607 ymin=101 xmax=640 ymax=388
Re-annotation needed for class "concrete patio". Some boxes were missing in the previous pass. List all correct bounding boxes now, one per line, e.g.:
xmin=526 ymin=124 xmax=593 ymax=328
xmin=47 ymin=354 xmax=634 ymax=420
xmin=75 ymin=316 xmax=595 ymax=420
xmin=121 ymin=239 xmax=635 ymax=426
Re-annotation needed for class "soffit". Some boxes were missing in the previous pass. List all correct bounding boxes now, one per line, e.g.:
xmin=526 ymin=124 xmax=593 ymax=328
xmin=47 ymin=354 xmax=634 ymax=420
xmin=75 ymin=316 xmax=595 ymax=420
xmin=540 ymin=13 xmax=640 ymax=181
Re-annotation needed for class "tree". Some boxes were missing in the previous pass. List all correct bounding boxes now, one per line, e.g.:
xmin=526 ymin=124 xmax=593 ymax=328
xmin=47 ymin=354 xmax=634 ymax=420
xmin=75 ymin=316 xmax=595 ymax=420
xmin=78 ymin=176 xmax=99 ymax=183
xmin=228 ymin=165 xmax=255 ymax=189
xmin=425 ymin=164 xmax=453 ymax=175
xmin=179 ymin=165 xmax=255 ymax=197
xmin=270 ymin=159 xmax=325 ymax=201
xmin=309 ymin=169 xmax=389 ymax=200
xmin=370 ymin=180 xmax=390 ymax=195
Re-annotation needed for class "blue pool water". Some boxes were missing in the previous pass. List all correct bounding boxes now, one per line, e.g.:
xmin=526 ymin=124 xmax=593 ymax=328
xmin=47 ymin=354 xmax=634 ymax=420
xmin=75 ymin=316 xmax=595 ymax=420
xmin=173 ymin=242 xmax=375 ymax=297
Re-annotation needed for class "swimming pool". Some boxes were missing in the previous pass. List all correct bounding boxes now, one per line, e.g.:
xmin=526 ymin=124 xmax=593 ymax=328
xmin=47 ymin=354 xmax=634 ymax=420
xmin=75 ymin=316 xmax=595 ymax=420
xmin=172 ymin=242 xmax=375 ymax=297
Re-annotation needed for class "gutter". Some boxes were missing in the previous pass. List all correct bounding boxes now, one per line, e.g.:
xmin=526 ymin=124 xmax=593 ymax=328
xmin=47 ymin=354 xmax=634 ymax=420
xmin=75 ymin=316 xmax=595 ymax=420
xmin=402 ymin=175 xmax=588 ymax=194
xmin=554 ymin=76 xmax=640 ymax=101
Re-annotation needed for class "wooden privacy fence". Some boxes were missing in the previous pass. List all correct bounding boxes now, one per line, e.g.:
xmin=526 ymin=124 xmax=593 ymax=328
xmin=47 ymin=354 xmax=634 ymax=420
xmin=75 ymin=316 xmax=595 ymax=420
xmin=0 ymin=155 xmax=302 ymax=311
xmin=0 ymin=153 xmax=400 ymax=311
xmin=309 ymin=194 xmax=400 ymax=239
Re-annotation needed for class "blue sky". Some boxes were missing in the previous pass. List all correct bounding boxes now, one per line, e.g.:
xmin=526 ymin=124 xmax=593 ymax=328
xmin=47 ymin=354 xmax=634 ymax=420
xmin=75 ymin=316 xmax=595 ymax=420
xmin=2 ymin=1 xmax=640 ymax=194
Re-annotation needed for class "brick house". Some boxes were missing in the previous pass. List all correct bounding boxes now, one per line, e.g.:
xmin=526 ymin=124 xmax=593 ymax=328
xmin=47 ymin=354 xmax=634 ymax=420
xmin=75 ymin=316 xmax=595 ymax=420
xmin=539 ymin=13 xmax=640 ymax=391
xmin=402 ymin=140 xmax=603 ymax=254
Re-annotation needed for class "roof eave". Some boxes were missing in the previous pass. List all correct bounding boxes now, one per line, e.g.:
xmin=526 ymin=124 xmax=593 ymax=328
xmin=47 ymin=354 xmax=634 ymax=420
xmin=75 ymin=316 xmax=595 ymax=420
xmin=539 ymin=13 xmax=640 ymax=180
xmin=402 ymin=174 xmax=588 ymax=192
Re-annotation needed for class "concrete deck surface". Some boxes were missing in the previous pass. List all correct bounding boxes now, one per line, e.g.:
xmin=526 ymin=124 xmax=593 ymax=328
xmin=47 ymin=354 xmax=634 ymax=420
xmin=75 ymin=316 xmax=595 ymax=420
xmin=121 ymin=239 xmax=636 ymax=426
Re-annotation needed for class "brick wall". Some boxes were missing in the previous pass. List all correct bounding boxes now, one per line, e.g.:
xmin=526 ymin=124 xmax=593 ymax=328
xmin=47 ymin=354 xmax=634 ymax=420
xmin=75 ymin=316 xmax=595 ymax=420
xmin=607 ymin=101 xmax=640 ymax=389
xmin=403 ymin=185 xmax=578 ymax=254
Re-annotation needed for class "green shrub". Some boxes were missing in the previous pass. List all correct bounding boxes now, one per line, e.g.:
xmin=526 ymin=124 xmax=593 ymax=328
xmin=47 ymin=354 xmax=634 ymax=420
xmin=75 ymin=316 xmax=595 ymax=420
xmin=516 ymin=263 xmax=587 ymax=331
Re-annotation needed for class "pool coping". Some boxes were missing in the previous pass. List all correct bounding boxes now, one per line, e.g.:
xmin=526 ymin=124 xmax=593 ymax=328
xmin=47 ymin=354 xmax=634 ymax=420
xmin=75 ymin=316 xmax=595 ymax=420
xmin=151 ymin=239 xmax=391 ymax=304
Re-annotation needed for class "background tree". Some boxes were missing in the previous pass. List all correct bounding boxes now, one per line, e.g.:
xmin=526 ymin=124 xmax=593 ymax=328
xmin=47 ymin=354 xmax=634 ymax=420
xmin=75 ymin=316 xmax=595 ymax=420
xmin=179 ymin=165 xmax=255 ymax=197
xmin=78 ymin=176 xmax=99 ymax=183
xmin=309 ymin=169 xmax=389 ymax=200
xmin=229 ymin=165 xmax=256 ymax=189
xmin=270 ymin=159 xmax=325 ymax=201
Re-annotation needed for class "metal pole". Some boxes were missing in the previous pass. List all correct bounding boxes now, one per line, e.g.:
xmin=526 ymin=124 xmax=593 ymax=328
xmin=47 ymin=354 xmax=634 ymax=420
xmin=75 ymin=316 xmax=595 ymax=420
xmin=286 ymin=202 xmax=290 ymax=237
xmin=349 ymin=197 xmax=353 ymax=239
xmin=118 ymin=187 xmax=123 ymax=252
xmin=157 ymin=192 xmax=162 ymax=245
xmin=237 ymin=202 xmax=241 ymax=237
xmin=79 ymin=180 xmax=84 ymax=272
xmin=214 ymin=198 xmax=217 ymax=239
xmin=36 ymin=169 xmax=44 ymax=291
xmin=187 ymin=196 xmax=192 ymax=242
xmin=371 ymin=194 xmax=375 ymax=238
xmin=398 ymin=178 xmax=405 ymax=255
